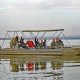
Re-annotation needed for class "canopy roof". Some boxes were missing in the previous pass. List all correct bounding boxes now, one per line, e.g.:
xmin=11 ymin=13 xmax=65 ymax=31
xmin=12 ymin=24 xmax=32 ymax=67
xmin=22 ymin=29 xmax=64 ymax=32
xmin=7 ymin=29 xmax=64 ymax=32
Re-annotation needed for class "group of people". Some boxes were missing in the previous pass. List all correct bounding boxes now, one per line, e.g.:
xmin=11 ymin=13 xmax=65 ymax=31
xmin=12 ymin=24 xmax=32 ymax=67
xmin=10 ymin=36 xmax=47 ymax=49
xmin=10 ymin=36 xmax=64 ymax=49
xmin=35 ymin=37 xmax=46 ymax=49
xmin=51 ymin=38 xmax=64 ymax=48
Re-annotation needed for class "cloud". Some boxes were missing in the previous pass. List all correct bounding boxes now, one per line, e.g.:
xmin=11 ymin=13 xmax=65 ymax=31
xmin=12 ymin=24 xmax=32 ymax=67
xmin=0 ymin=0 xmax=80 ymax=37
xmin=0 ymin=0 xmax=80 ymax=11
xmin=12 ymin=0 xmax=69 ymax=9
xmin=9 ymin=0 xmax=80 ymax=9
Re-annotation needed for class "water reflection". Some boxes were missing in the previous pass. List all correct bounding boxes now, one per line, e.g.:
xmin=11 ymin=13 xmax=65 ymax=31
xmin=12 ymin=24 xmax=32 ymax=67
xmin=0 ymin=59 xmax=63 ymax=80
xmin=1 ymin=58 xmax=80 ymax=80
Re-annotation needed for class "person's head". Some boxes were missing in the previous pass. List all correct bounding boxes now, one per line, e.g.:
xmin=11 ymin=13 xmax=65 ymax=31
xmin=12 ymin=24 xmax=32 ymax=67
xmin=44 ymin=39 xmax=46 ymax=42
xmin=53 ymin=38 xmax=55 ymax=41
xmin=15 ymin=35 xmax=18 ymax=41
xmin=37 ymin=39 xmax=38 ymax=41
xmin=16 ymin=35 xmax=18 ymax=38
xmin=41 ymin=40 xmax=43 ymax=43
xmin=35 ymin=37 xmax=36 ymax=39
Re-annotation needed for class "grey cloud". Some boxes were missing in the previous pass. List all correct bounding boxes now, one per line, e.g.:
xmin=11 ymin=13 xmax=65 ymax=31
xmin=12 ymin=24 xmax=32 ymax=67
xmin=35 ymin=0 xmax=80 ymax=9
xmin=11 ymin=0 xmax=80 ymax=10
xmin=0 ymin=0 xmax=80 ymax=11
xmin=0 ymin=0 xmax=80 ymax=37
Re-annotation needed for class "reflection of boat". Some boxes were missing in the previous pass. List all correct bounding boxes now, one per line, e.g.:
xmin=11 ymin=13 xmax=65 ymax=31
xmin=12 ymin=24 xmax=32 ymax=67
xmin=11 ymin=69 xmax=63 ymax=79
xmin=9 ymin=60 xmax=63 ymax=80
xmin=10 ymin=60 xmax=63 ymax=71
xmin=0 ymin=59 xmax=63 ymax=80
xmin=11 ymin=60 xmax=50 ymax=72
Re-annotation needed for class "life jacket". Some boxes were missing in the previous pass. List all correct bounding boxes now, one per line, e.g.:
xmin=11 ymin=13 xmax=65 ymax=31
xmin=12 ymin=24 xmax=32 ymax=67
xmin=26 ymin=40 xmax=35 ymax=48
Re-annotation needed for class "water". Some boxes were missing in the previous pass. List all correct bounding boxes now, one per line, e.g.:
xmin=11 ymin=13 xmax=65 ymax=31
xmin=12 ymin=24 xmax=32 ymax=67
xmin=0 ymin=59 xmax=80 ymax=80
xmin=64 ymin=62 xmax=80 ymax=80
xmin=64 ymin=63 xmax=80 ymax=80
xmin=0 ymin=59 xmax=63 ymax=80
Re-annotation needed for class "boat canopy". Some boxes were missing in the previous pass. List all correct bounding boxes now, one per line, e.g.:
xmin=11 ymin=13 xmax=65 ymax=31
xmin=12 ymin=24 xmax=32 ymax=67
xmin=1 ymin=29 xmax=70 ymax=48
xmin=6 ymin=28 xmax=65 ymax=40
xmin=7 ymin=29 xmax=64 ymax=32
xmin=22 ymin=29 xmax=64 ymax=32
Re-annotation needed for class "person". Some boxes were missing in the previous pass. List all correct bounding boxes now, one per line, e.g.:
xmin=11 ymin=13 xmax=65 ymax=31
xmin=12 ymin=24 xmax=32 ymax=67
xmin=35 ymin=37 xmax=37 ymax=48
xmin=43 ymin=39 xmax=46 ymax=48
xmin=51 ymin=38 xmax=56 ymax=49
xmin=19 ymin=37 xmax=27 ymax=49
xmin=20 ymin=37 xmax=24 ymax=43
xmin=10 ymin=35 xmax=19 ymax=48
xmin=58 ymin=39 xmax=64 ymax=48
xmin=15 ymin=35 xmax=19 ymax=43
xmin=0 ymin=45 xmax=1 ymax=49
xmin=51 ymin=38 xmax=64 ymax=49
xmin=34 ymin=37 xmax=40 ymax=49
xmin=26 ymin=39 xmax=35 ymax=49
xmin=40 ymin=40 xmax=43 ymax=48
xmin=36 ymin=39 xmax=40 ymax=49
xmin=40 ymin=39 xmax=46 ymax=48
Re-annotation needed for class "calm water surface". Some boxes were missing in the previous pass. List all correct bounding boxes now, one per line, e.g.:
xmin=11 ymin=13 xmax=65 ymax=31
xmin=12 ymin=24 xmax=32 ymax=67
xmin=0 ymin=59 xmax=80 ymax=80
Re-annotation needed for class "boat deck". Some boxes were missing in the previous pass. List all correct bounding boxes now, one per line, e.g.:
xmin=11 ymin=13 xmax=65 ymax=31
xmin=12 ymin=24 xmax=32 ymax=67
xmin=0 ymin=48 xmax=80 ymax=61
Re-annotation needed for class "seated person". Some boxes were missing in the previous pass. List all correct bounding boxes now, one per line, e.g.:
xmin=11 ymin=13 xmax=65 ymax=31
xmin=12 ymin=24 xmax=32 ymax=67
xmin=51 ymin=38 xmax=64 ymax=48
xmin=51 ymin=38 xmax=56 ymax=49
xmin=19 ymin=37 xmax=27 ymax=49
xmin=34 ymin=37 xmax=40 ymax=49
xmin=26 ymin=39 xmax=35 ymax=48
xmin=40 ymin=39 xmax=46 ymax=48
xmin=40 ymin=40 xmax=44 ymax=48
xmin=10 ymin=36 xmax=19 ymax=49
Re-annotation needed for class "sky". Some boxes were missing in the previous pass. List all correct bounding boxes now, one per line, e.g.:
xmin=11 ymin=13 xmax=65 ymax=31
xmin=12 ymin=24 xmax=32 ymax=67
xmin=0 ymin=0 xmax=80 ymax=37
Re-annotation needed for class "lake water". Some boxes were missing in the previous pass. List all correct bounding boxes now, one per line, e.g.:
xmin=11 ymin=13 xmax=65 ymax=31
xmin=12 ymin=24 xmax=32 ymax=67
xmin=0 ymin=59 xmax=80 ymax=80
xmin=64 ymin=62 xmax=80 ymax=80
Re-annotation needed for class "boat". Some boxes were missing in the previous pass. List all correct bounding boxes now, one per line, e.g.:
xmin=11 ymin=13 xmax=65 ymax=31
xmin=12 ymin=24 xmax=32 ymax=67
xmin=0 ymin=29 xmax=80 ymax=61
xmin=0 ymin=29 xmax=65 ymax=56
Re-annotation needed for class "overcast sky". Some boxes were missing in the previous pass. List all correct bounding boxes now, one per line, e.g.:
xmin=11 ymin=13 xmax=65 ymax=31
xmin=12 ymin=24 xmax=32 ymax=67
xmin=0 ymin=0 xmax=80 ymax=37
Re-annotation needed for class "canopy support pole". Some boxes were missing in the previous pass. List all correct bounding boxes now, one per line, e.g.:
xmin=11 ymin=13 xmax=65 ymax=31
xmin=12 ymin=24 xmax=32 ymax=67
xmin=62 ymin=32 xmax=71 ymax=47
xmin=30 ymin=32 xmax=35 ymax=39
xmin=2 ymin=32 xmax=9 ymax=47
xmin=57 ymin=30 xmax=63 ymax=37
xmin=40 ymin=32 xmax=46 ymax=39
xmin=47 ymin=31 xmax=57 ymax=43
